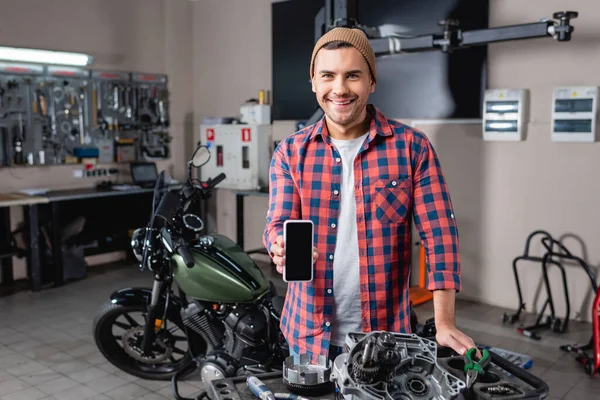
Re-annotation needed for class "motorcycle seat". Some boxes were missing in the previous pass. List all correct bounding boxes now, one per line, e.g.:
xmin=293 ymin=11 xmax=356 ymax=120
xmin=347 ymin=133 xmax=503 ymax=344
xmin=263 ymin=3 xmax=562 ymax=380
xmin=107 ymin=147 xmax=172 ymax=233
xmin=272 ymin=295 xmax=284 ymax=315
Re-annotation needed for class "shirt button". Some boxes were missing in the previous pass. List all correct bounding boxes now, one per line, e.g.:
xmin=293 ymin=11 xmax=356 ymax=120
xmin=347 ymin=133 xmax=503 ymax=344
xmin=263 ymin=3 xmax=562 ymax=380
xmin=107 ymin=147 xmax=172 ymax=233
xmin=333 ymin=190 xmax=339 ymax=195
xmin=451 ymin=213 xmax=455 ymax=218
xmin=329 ymin=254 xmax=333 ymax=260
xmin=331 ymin=223 xmax=336 ymax=228
xmin=325 ymin=321 xmax=331 ymax=327
xmin=392 ymin=180 xmax=397 ymax=186
xmin=327 ymin=289 xmax=332 ymax=294
xmin=335 ymin=157 xmax=341 ymax=163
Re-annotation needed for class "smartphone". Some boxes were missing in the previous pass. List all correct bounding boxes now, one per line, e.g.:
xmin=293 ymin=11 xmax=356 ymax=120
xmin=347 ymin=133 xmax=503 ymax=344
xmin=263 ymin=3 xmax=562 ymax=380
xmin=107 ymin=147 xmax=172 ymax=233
xmin=283 ymin=220 xmax=314 ymax=282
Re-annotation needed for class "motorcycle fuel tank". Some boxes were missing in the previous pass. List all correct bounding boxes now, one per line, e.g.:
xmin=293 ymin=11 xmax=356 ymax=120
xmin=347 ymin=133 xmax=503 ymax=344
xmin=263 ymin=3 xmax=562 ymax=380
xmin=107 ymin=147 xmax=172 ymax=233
xmin=171 ymin=234 xmax=271 ymax=303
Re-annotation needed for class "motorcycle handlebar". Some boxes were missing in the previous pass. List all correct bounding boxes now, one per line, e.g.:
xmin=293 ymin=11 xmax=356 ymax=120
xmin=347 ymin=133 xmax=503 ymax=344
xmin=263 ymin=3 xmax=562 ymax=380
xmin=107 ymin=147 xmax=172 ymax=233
xmin=207 ymin=173 xmax=226 ymax=190
xmin=176 ymin=244 xmax=195 ymax=268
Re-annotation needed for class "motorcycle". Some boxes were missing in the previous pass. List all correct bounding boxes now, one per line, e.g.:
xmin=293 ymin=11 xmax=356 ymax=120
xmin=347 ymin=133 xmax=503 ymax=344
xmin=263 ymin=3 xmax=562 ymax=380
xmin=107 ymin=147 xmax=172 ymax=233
xmin=92 ymin=144 xmax=289 ymax=394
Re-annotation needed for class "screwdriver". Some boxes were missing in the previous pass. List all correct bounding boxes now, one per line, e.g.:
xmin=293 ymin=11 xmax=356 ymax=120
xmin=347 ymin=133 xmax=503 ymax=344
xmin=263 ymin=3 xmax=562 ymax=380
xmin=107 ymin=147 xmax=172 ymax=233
xmin=273 ymin=394 xmax=311 ymax=400
xmin=246 ymin=376 xmax=276 ymax=400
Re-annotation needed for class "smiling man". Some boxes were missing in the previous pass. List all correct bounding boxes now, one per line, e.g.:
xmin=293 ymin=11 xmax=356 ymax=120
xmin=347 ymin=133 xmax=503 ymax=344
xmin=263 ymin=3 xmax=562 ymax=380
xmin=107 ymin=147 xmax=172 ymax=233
xmin=263 ymin=27 xmax=475 ymax=360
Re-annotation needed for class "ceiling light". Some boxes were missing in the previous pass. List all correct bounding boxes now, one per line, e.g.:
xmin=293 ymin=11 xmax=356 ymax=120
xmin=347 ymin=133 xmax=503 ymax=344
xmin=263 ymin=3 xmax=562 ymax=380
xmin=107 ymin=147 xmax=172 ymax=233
xmin=0 ymin=46 xmax=93 ymax=66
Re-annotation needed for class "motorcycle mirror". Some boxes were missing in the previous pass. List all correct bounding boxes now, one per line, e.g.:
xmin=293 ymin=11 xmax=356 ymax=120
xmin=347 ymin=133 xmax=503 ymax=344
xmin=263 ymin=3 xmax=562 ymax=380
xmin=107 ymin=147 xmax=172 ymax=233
xmin=160 ymin=227 xmax=174 ymax=253
xmin=191 ymin=145 xmax=211 ymax=168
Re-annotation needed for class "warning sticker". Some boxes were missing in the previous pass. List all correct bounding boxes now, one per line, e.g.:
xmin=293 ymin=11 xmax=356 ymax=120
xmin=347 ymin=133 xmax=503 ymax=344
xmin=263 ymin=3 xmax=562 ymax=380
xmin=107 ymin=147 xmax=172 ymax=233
xmin=206 ymin=128 xmax=215 ymax=141
xmin=242 ymin=128 xmax=251 ymax=142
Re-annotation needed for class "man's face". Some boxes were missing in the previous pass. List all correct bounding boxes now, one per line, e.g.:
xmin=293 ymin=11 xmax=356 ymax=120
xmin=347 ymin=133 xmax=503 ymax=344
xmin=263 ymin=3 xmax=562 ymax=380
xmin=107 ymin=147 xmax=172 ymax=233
xmin=311 ymin=46 xmax=375 ymax=127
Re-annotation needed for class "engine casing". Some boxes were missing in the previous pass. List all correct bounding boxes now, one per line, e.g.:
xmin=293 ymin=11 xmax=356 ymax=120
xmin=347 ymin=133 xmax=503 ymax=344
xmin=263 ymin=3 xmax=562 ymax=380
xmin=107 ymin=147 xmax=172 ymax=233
xmin=224 ymin=306 xmax=269 ymax=362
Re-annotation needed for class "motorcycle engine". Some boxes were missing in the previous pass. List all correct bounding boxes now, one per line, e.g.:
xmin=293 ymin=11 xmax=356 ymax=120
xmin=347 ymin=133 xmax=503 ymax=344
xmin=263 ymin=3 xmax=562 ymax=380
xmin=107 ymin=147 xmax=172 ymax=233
xmin=223 ymin=306 xmax=269 ymax=361
xmin=189 ymin=304 xmax=272 ymax=383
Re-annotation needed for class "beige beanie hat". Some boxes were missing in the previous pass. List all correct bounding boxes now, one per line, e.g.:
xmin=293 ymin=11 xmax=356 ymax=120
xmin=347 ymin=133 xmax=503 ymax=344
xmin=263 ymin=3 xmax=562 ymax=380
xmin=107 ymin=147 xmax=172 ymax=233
xmin=310 ymin=27 xmax=377 ymax=83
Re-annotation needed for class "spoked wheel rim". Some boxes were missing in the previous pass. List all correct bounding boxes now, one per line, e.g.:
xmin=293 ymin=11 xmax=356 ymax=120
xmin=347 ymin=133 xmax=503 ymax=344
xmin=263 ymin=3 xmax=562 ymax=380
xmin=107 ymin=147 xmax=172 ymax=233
xmin=97 ymin=305 xmax=190 ymax=376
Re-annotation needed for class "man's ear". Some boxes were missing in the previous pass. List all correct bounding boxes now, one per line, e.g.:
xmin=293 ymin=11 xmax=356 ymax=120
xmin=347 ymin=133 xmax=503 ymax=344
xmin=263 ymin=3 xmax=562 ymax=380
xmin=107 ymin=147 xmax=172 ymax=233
xmin=370 ymin=79 xmax=376 ymax=93
xmin=311 ymin=77 xmax=316 ymax=93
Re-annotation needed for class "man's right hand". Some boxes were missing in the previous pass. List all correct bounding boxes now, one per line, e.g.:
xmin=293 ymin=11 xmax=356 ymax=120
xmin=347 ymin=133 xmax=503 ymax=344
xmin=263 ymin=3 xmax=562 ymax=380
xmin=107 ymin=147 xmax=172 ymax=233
xmin=270 ymin=235 xmax=318 ymax=275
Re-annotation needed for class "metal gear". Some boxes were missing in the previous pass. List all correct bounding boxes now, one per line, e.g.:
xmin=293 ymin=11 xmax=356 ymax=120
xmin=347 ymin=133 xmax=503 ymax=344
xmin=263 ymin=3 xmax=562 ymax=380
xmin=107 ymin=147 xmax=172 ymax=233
xmin=377 ymin=332 xmax=397 ymax=350
xmin=121 ymin=326 xmax=173 ymax=364
xmin=377 ymin=348 xmax=402 ymax=381
xmin=351 ymin=351 xmax=380 ymax=383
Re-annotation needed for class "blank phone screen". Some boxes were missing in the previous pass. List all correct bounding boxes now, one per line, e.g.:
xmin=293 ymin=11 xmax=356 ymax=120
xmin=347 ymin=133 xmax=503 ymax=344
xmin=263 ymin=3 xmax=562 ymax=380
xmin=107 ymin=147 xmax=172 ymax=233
xmin=285 ymin=221 xmax=313 ymax=281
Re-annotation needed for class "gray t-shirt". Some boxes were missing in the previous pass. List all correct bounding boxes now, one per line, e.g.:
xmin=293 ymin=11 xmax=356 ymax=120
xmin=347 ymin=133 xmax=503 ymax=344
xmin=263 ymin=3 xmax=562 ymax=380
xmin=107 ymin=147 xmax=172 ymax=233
xmin=329 ymin=132 xmax=369 ymax=346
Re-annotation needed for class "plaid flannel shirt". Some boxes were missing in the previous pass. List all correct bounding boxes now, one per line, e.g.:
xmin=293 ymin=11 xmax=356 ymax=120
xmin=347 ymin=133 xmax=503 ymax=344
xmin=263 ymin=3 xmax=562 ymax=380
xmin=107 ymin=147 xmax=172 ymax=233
xmin=263 ymin=105 xmax=461 ymax=357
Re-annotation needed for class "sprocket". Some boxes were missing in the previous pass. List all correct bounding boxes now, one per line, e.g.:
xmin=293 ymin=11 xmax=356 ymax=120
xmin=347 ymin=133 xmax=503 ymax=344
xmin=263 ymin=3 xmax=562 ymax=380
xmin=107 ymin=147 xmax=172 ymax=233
xmin=351 ymin=352 xmax=380 ymax=383
xmin=377 ymin=348 xmax=401 ymax=381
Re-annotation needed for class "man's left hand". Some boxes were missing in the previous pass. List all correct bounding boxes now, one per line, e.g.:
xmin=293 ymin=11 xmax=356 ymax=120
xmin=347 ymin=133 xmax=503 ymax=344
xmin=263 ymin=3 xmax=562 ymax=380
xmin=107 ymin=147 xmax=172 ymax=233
xmin=435 ymin=324 xmax=480 ymax=357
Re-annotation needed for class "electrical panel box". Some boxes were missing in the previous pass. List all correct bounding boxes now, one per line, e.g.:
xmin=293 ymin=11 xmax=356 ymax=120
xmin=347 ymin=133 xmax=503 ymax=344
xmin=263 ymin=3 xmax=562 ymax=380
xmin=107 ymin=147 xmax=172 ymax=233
xmin=552 ymin=86 xmax=598 ymax=142
xmin=482 ymin=89 xmax=528 ymax=141
xmin=199 ymin=124 xmax=271 ymax=191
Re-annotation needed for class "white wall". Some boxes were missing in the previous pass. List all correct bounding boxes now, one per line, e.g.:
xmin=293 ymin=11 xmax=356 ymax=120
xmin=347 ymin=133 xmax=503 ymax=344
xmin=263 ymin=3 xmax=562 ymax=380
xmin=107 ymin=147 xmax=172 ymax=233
xmin=192 ymin=0 xmax=273 ymax=244
xmin=452 ymin=0 xmax=600 ymax=321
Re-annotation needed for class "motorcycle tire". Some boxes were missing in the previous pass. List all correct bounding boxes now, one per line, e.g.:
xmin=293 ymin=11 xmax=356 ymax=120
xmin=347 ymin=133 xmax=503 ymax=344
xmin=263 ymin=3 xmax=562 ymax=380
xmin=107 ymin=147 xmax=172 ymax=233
xmin=93 ymin=301 xmax=194 ymax=381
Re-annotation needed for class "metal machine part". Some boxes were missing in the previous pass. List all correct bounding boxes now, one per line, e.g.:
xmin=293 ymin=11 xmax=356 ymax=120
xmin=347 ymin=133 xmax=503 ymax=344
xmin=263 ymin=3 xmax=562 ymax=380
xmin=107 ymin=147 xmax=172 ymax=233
xmin=331 ymin=331 xmax=549 ymax=400
xmin=331 ymin=332 xmax=466 ymax=400
xmin=283 ymin=354 xmax=333 ymax=395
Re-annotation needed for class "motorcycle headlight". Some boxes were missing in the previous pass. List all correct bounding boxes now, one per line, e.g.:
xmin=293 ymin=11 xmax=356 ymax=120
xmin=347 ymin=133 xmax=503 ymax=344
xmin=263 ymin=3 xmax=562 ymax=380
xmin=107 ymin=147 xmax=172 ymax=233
xmin=130 ymin=228 xmax=149 ymax=262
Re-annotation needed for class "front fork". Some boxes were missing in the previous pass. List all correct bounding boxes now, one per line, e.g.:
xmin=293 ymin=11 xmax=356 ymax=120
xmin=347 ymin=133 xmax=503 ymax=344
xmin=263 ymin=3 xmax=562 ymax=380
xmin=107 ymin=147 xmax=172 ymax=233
xmin=141 ymin=278 xmax=164 ymax=355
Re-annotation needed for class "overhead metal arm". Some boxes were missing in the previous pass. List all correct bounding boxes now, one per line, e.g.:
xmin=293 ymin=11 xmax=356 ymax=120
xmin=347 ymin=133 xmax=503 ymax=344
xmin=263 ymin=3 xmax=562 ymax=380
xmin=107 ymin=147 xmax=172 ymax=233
xmin=307 ymin=4 xmax=579 ymax=122
xmin=366 ymin=11 xmax=578 ymax=57
xmin=317 ymin=0 xmax=578 ymax=54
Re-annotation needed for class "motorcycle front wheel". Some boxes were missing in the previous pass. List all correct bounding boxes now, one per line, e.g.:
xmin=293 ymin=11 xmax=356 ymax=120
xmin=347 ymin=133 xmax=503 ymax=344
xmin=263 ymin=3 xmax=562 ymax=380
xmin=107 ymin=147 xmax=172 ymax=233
xmin=93 ymin=302 xmax=193 ymax=380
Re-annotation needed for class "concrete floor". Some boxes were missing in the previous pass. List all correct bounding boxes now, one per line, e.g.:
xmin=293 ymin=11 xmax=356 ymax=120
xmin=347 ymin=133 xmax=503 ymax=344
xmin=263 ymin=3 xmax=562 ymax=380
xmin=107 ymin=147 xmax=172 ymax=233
xmin=0 ymin=259 xmax=596 ymax=400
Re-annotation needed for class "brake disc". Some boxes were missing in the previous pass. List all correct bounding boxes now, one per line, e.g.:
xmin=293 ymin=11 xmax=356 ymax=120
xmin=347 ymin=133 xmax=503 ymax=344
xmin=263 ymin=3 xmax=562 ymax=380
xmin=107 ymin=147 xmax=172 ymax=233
xmin=122 ymin=326 xmax=173 ymax=364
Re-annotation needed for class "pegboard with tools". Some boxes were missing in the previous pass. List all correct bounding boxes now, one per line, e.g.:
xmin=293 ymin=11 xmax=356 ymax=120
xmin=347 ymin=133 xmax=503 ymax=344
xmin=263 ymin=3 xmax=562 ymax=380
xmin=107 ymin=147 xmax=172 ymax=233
xmin=0 ymin=63 xmax=48 ymax=167
xmin=0 ymin=62 xmax=172 ymax=168
xmin=46 ymin=66 xmax=94 ymax=164
xmin=132 ymin=73 xmax=171 ymax=160
xmin=91 ymin=70 xmax=133 ymax=164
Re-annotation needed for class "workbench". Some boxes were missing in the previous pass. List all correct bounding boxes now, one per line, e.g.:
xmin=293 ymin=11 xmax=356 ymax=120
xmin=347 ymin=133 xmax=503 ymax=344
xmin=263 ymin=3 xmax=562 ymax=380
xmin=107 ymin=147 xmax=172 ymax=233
xmin=0 ymin=192 xmax=49 ymax=291
xmin=0 ymin=185 xmax=181 ymax=292
xmin=42 ymin=186 xmax=158 ymax=288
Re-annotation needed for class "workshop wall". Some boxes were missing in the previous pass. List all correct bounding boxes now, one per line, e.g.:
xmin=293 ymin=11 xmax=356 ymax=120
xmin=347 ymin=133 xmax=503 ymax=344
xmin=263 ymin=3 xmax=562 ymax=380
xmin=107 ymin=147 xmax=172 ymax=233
xmin=453 ymin=0 xmax=600 ymax=323
xmin=405 ymin=0 xmax=600 ymax=323
xmin=193 ymin=0 xmax=600 ymax=323
xmin=191 ymin=0 xmax=273 ymax=246
xmin=1 ymin=0 xmax=193 ymax=278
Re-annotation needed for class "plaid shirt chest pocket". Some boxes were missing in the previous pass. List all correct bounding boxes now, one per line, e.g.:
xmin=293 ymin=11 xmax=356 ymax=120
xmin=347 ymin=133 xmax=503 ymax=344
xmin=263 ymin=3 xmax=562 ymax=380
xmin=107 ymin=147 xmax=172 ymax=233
xmin=373 ymin=178 xmax=412 ymax=224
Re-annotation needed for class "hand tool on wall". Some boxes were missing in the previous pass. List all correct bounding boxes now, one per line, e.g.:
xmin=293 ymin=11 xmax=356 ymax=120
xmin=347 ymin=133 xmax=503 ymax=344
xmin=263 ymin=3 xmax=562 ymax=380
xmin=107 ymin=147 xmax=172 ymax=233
xmin=0 ymin=126 xmax=9 ymax=166
xmin=78 ymin=89 xmax=85 ymax=145
xmin=464 ymin=347 xmax=490 ymax=388
xmin=113 ymin=84 xmax=119 ymax=111
xmin=92 ymin=87 xmax=98 ymax=128
xmin=12 ymin=121 xmax=24 ymax=165
xmin=125 ymin=86 xmax=132 ymax=119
